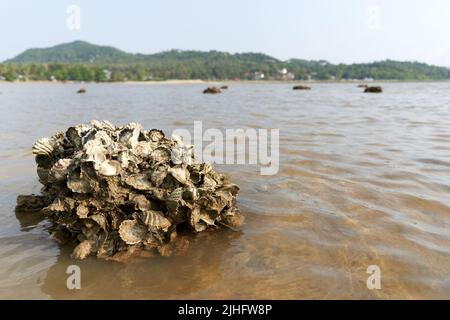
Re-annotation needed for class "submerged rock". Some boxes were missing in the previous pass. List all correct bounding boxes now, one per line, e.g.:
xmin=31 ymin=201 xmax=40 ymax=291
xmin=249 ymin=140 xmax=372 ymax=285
xmin=220 ymin=85 xmax=229 ymax=90
xmin=16 ymin=120 xmax=243 ymax=260
xmin=364 ymin=86 xmax=383 ymax=93
xmin=293 ymin=85 xmax=311 ymax=90
xmin=203 ymin=87 xmax=222 ymax=94
xmin=358 ymin=84 xmax=369 ymax=88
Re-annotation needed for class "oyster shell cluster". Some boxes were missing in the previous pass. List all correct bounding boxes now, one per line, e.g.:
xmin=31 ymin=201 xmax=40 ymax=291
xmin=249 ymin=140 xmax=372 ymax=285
xmin=17 ymin=120 xmax=243 ymax=260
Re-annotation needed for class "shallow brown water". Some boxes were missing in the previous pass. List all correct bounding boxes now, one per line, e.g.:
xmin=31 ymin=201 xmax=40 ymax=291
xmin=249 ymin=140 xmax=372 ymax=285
xmin=1 ymin=82 xmax=450 ymax=299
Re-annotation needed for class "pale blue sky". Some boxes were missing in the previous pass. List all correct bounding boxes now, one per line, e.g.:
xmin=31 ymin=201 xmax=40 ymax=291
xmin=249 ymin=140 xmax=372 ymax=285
xmin=1 ymin=0 xmax=450 ymax=65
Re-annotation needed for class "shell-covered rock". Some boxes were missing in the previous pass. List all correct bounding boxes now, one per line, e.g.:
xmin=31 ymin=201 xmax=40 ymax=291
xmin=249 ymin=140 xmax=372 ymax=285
xmin=16 ymin=120 xmax=243 ymax=260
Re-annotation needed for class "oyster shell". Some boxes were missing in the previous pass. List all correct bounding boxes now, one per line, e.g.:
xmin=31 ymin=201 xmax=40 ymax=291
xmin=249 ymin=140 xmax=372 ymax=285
xmin=97 ymin=160 xmax=121 ymax=176
xmin=136 ymin=210 xmax=171 ymax=232
xmin=72 ymin=240 xmax=93 ymax=259
xmin=44 ymin=198 xmax=66 ymax=213
xmin=48 ymin=158 xmax=73 ymax=182
xmin=118 ymin=220 xmax=148 ymax=245
xmin=124 ymin=174 xmax=153 ymax=191
xmin=67 ymin=170 xmax=93 ymax=194
xmin=148 ymin=129 xmax=165 ymax=142
xmin=83 ymin=140 xmax=107 ymax=164
xmin=150 ymin=165 xmax=168 ymax=187
xmin=168 ymin=166 xmax=190 ymax=185
xmin=91 ymin=120 xmax=116 ymax=132
xmin=32 ymin=137 xmax=54 ymax=156
xmin=76 ymin=203 xmax=89 ymax=218
xmin=90 ymin=214 xmax=108 ymax=230
xmin=151 ymin=147 xmax=171 ymax=163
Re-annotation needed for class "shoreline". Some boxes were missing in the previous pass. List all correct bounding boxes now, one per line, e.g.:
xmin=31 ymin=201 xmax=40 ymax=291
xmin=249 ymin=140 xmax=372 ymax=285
xmin=1 ymin=79 xmax=450 ymax=85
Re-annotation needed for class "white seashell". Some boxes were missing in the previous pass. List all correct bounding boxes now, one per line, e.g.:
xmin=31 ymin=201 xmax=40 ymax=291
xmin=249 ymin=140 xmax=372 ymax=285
xmin=96 ymin=160 xmax=120 ymax=176
xmin=32 ymin=137 xmax=54 ymax=156
xmin=118 ymin=220 xmax=147 ymax=245
xmin=83 ymin=140 xmax=107 ymax=164
xmin=168 ymin=166 xmax=190 ymax=185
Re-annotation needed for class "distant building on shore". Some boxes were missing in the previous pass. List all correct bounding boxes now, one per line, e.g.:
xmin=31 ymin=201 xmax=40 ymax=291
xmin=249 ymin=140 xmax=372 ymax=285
xmin=103 ymin=69 xmax=112 ymax=80
xmin=275 ymin=68 xmax=295 ymax=81
xmin=253 ymin=71 xmax=265 ymax=80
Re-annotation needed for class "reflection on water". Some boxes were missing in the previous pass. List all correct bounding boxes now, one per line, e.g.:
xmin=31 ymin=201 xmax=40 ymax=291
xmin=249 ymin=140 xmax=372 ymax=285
xmin=41 ymin=230 xmax=241 ymax=299
xmin=1 ymin=82 xmax=450 ymax=299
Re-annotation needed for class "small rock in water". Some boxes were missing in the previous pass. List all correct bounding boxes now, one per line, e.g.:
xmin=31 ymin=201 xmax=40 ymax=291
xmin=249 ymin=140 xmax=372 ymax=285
xmin=16 ymin=120 xmax=243 ymax=260
xmin=77 ymin=88 xmax=86 ymax=94
xmin=364 ymin=86 xmax=383 ymax=93
xmin=293 ymin=85 xmax=311 ymax=90
xmin=203 ymin=87 xmax=222 ymax=94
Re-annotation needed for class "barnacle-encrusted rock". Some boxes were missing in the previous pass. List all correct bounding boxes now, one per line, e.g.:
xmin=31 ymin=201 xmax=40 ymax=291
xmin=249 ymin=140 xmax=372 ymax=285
xmin=16 ymin=120 xmax=243 ymax=260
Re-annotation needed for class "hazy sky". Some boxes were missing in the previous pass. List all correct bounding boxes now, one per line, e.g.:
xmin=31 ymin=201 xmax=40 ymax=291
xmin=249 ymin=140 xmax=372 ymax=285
xmin=1 ymin=0 xmax=450 ymax=65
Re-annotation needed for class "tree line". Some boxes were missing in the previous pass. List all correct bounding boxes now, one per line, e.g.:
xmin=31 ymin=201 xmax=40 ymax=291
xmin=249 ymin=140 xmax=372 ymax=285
xmin=1 ymin=59 xmax=449 ymax=82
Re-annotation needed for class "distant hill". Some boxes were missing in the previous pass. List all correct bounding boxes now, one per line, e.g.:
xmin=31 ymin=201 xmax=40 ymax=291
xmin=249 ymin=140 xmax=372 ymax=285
xmin=6 ymin=41 xmax=135 ymax=64
xmin=5 ymin=41 xmax=280 ymax=66
xmin=2 ymin=40 xmax=450 ymax=81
